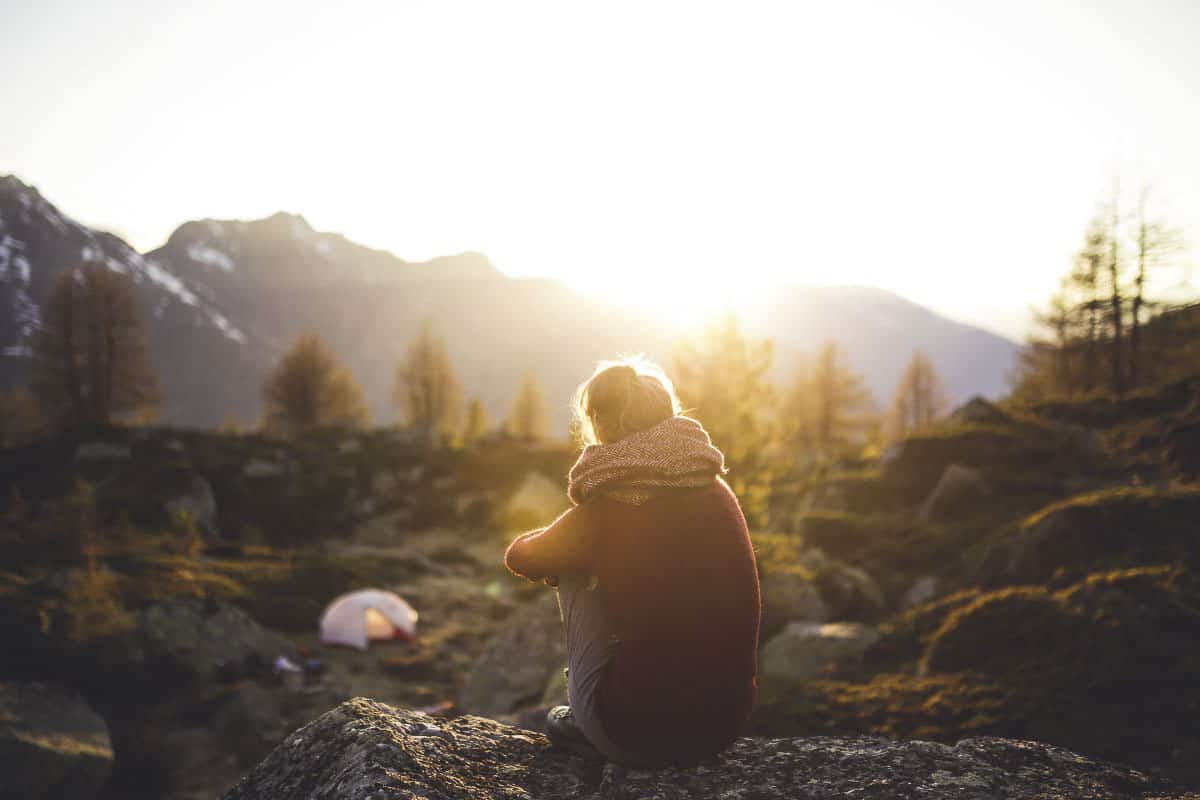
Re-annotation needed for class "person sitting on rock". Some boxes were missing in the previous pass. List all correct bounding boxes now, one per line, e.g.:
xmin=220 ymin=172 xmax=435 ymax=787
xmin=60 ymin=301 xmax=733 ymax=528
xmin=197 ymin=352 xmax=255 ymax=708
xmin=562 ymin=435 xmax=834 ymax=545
xmin=504 ymin=356 xmax=762 ymax=767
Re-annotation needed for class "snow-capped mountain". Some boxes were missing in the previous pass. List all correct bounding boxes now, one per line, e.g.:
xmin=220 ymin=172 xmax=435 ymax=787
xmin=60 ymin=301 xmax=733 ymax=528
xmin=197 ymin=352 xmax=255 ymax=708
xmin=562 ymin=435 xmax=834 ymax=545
xmin=0 ymin=176 xmax=263 ymax=425
xmin=0 ymin=174 xmax=1020 ymax=430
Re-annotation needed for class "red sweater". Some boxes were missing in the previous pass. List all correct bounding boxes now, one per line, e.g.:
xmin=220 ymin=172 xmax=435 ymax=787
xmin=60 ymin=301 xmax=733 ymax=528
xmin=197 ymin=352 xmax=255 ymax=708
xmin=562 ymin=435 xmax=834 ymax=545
xmin=504 ymin=478 xmax=761 ymax=765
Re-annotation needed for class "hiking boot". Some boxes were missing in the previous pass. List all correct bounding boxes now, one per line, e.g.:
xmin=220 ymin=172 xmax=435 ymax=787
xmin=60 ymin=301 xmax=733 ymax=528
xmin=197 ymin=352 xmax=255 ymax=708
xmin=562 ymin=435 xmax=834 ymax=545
xmin=545 ymin=705 xmax=603 ymax=761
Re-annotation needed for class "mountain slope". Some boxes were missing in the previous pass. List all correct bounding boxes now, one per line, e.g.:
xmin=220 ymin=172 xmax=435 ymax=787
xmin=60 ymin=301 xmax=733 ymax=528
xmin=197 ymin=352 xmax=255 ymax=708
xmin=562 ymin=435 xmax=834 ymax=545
xmin=0 ymin=175 xmax=262 ymax=424
xmin=1 ymin=175 xmax=1019 ymax=430
xmin=741 ymin=284 xmax=1020 ymax=405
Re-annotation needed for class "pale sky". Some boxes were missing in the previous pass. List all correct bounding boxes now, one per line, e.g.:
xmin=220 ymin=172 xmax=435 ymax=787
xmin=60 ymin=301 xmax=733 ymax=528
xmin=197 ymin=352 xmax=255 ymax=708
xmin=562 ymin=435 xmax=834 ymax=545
xmin=3 ymin=0 xmax=1199 ymax=338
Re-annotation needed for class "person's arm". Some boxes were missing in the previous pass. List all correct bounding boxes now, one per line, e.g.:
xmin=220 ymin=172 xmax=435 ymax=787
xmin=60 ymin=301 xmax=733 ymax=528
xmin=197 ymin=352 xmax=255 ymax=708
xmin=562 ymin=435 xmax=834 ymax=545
xmin=504 ymin=503 xmax=596 ymax=582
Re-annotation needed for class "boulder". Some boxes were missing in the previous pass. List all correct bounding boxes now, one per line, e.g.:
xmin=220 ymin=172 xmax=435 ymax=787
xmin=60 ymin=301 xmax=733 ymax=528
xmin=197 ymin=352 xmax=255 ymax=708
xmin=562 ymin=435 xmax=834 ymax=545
xmin=504 ymin=471 xmax=566 ymax=529
xmin=243 ymin=459 xmax=286 ymax=479
xmin=120 ymin=599 xmax=298 ymax=694
xmin=74 ymin=441 xmax=132 ymax=463
xmin=899 ymin=575 xmax=939 ymax=611
xmin=760 ymin=622 xmax=881 ymax=683
xmin=164 ymin=475 xmax=219 ymax=537
xmin=759 ymin=569 xmax=830 ymax=639
xmin=916 ymin=463 xmax=990 ymax=523
xmin=371 ymin=471 xmax=399 ymax=496
xmin=222 ymin=698 xmax=1182 ymax=800
xmin=212 ymin=684 xmax=289 ymax=767
xmin=809 ymin=558 xmax=886 ymax=621
xmin=459 ymin=591 xmax=566 ymax=716
xmin=0 ymin=681 xmax=113 ymax=800
xmin=949 ymin=396 xmax=1011 ymax=427
xmin=1001 ymin=486 xmax=1200 ymax=583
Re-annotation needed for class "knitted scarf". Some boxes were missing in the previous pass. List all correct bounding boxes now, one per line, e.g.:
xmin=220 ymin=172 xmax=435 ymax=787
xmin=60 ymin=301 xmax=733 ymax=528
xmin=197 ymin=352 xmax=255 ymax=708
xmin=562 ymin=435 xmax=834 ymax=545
xmin=568 ymin=416 xmax=726 ymax=506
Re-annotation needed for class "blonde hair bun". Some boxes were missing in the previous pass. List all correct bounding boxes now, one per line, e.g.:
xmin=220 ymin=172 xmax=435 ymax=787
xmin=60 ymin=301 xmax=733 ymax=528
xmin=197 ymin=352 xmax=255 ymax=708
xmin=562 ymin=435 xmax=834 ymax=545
xmin=574 ymin=356 xmax=681 ymax=445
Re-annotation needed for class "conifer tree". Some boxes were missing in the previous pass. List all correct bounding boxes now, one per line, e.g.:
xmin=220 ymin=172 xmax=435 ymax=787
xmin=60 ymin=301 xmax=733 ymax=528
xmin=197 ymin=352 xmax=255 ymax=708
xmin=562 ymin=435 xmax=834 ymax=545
xmin=886 ymin=350 xmax=948 ymax=440
xmin=507 ymin=371 xmax=549 ymax=440
xmin=262 ymin=333 xmax=368 ymax=436
xmin=461 ymin=396 xmax=490 ymax=445
xmin=31 ymin=263 xmax=159 ymax=426
xmin=786 ymin=341 xmax=874 ymax=463
xmin=0 ymin=385 xmax=44 ymax=446
xmin=394 ymin=321 xmax=463 ymax=444
xmin=672 ymin=313 xmax=777 ymax=525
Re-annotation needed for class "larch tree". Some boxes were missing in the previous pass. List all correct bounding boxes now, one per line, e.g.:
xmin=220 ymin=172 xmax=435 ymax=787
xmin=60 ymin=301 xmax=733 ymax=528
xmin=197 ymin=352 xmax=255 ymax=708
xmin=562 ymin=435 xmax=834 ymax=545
xmin=394 ymin=321 xmax=463 ymax=444
xmin=507 ymin=370 xmax=549 ymax=441
xmin=886 ymin=350 xmax=948 ymax=440
xmin=785 ymin=341 xmax=874 ymax=464
xmin=1013 ymin=179 xmax=1188 ymax=400
xmin=1073 ymin=218 xmax=1107 ymax=395
xmin=31 ymin=263 xmax=159 ymax=426
xmin=1129 ymin=186 xmax=1183 ymax=388
xmin=1104 ymin=191 xmax=1126 ymax=397
xmin=0 ymin=385 xmax=44 ymax=446
xmin=262 ymin=333 xmax=369 ymax=436
xmin=672 ymin=313 xmax=777 ymax=526
xmin=461 ymin=396 xmax=491 ymax=445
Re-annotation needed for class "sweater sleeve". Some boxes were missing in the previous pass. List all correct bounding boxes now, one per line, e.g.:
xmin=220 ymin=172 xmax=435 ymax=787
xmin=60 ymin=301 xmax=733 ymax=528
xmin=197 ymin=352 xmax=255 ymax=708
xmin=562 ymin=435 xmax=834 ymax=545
xmin=504 ymin=503 xmax=597 ymax=581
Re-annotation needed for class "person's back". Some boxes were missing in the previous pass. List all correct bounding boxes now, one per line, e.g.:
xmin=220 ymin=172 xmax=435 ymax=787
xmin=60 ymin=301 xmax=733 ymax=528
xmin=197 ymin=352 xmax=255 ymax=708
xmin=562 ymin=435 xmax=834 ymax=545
xmin=504 ymin=356 xmax=761 ymax=767
xmin=589 ymin=479 xmax=760 ymax=764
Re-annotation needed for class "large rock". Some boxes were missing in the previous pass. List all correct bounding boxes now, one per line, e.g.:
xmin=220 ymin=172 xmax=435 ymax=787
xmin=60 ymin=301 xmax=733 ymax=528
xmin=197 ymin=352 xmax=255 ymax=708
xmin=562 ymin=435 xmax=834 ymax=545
xmin=899 ymin=575 xmax=940 ymax=611
xmin=759 ymin=570 xmax=830 ymax=640
xmin=222 ymin=698 xmax=1184 ymax=799
xmin=1000 ymin=486 xmax=1200 ymax=583
xmin=916 ymin=463 xmax=991 ymax=523
xmin=0 ymin=681 xmax=113 ymax=800
xmin=116 ymin=598 xmax=298 ymax=694
xmin=805 ymin=554 xmax=886 ymax=621
xmin=760 ymin=621 xmax=881 ymax=683
xmin=504 ymin=471 xmax=567 ymax=529
xmin=164 ymin=475 xmax=219 ymax=537
xmin=459 ymin=591 xmax=566 ymax=716
xmin=948 ymin=396 xmax=1011 ymax=427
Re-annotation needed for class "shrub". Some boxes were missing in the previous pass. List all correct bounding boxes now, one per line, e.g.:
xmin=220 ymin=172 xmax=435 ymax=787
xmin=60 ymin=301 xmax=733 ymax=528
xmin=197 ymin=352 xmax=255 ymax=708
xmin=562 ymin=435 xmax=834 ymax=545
xmin=922 ymin=565 xmax=1200 ymax=689
xmin=60 ymin=566 xmax=135 ymax=644
xmin=920 ymin=586 xmax=1083 ymax=681
xmin=1012 ymin=485 xmax=1200 ymax=581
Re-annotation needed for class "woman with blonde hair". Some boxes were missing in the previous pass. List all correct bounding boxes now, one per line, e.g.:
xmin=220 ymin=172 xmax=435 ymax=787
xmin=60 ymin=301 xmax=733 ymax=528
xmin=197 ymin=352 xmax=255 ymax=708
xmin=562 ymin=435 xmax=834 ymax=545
xmin=504 ymin=356 xmax=761 ymax=767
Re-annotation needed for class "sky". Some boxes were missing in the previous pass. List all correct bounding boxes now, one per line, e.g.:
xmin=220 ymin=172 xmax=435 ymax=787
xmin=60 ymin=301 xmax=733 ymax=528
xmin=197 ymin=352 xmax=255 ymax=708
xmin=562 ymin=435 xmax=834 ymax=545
xmin=3 ymin=0 xmax=1199 ymax=338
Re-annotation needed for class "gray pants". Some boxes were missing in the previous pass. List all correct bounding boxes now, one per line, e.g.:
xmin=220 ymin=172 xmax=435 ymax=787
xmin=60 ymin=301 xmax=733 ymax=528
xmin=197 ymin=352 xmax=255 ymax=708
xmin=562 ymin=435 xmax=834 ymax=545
xmin=555 ymin=575 xmax=661 ymax=767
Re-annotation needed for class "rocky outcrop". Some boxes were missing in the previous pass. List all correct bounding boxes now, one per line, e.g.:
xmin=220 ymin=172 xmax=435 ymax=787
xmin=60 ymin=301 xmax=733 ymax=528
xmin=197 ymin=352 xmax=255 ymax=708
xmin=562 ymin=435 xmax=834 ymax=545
xmin=0 ymin=681 xmax=113 ymax=800
xmin=760 ymin=621 xmax=881 ymax=683
xmin=105 ymin=598 xmax=299 ymax=696
xmin=916 ymin=463 xmax=990 ymax=523
xmin=759 ymin=570 xmax=830 ymax=639
xmin=459 ymin=591 xmax=566 ymax=716
xmin=222 ymin=698 xmax=1186 ymax=799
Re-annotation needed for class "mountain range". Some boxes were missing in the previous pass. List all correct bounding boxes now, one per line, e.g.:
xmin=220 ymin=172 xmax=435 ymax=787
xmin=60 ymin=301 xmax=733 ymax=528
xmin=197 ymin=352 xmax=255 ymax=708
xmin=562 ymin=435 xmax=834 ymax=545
xmin=0 ymin=175 xmax=1020 ymax=431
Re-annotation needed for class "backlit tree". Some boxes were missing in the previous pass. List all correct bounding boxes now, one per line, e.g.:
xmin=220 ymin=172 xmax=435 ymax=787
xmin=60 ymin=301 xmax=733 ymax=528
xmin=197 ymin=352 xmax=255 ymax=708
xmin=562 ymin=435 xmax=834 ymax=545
xmin=394 ymin=321 xmax=463 ymax=444
xmin=262 ymin=333 xmax=368 ymax=436
xmin=31 ymin=263 xmax=159 ymax=426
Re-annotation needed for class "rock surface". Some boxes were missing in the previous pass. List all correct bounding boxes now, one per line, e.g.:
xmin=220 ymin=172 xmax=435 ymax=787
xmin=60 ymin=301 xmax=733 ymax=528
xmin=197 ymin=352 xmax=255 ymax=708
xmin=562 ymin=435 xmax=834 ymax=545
xmin=759 ymin=570 xmax=830 ymax=638
xmin=222 ymin=698 xmax=1189 ymax=799
xmin=916 ymin=463 xmax=991 ymax=523
xmin=122 ymin=598 xmax=299 ymax=694
xmin=459 ymin=592 xmax=565 ymax=716
xmin=760 ymin=622 xmax=881 ymax=683
xmin=0 ymin=681 xmax=113 ymax=800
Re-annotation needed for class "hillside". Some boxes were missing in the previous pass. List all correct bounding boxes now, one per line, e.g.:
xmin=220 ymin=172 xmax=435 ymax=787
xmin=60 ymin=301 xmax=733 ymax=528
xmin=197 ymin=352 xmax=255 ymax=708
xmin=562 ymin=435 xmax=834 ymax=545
xmin=0 ymin=174 xmax=1019 ymax=430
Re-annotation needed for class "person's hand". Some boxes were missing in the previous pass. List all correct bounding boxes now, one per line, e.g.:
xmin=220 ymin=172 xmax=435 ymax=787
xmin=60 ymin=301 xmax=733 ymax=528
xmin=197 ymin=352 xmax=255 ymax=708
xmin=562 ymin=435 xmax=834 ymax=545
xmin=544 ymin=575 xmax=560 ymax=588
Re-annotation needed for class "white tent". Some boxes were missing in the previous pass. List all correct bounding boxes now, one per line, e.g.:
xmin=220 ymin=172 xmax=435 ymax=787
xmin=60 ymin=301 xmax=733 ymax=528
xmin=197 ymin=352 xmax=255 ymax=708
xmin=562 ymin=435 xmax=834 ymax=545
xmin=319 ymin=589 xmax=418 ymax=650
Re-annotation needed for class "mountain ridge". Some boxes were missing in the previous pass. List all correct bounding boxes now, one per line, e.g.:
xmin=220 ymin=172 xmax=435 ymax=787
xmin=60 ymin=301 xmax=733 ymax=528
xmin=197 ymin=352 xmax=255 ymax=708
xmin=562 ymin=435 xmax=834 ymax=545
xmin=0 ymin=173 xmax=1019 ymax=430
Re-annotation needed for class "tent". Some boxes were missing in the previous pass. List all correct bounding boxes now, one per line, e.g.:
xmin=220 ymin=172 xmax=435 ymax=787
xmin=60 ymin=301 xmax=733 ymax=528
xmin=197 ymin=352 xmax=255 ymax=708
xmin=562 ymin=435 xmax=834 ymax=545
xmin=319 ymin=589 xmax=418 ymax=650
